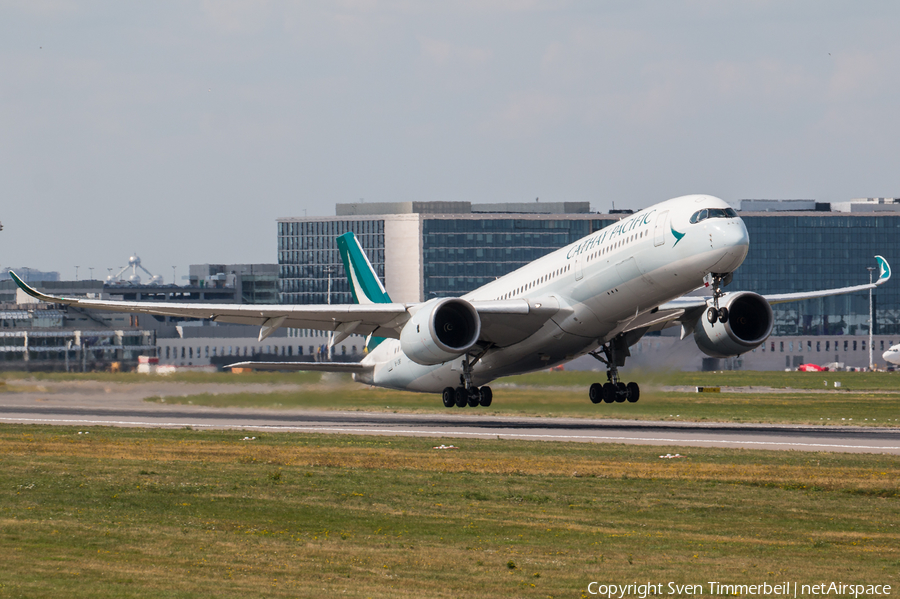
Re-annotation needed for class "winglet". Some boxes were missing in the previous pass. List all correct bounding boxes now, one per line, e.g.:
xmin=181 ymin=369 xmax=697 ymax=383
xmin=8 ymin=270 xmax=66 ymax=304
xmin=875 ymin=255 xmax=891 ymax=285
xmin=9 ymin=270 xmax=33 ymax=294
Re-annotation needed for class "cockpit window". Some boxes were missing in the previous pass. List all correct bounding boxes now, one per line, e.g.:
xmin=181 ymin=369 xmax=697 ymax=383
xmin=690 ymin=207 xmax=738 ymax=223
xmin=710 ymin=207 xmax=738 ymax=218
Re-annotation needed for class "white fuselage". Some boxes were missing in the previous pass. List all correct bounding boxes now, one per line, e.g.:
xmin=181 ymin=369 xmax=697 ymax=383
xmin=884 ymin=344 xmax=900 ymax=367
xmin=356 ymin=195 xmax=750 ymax=392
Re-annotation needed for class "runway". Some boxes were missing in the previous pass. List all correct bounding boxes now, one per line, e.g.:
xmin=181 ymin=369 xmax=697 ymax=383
xmin=2 ymin=403 xmax=900 ymax=454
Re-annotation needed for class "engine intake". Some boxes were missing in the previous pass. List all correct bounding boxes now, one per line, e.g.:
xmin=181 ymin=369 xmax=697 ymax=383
xmin=400 ymin=298 xmax=481 ymax=365
xmin=693 ymin=291 xmax=773 ymax=358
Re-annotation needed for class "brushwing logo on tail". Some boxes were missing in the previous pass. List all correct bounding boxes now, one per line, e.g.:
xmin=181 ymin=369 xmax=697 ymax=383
xmin=876 ymin=255 xmax=891 ymax=282
xmin=336 ymin=233 xmax=391 ymax=305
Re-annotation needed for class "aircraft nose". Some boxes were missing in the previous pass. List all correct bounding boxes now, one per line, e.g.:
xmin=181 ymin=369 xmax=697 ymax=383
xmin=733 ymin=218 xmax=750 ymax=249
xmin=713 ymin=217 xmax=750 ymax=272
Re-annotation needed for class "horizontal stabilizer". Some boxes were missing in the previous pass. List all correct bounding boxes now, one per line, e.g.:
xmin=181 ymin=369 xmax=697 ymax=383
xmin=226 ymin=361 xmax=372 ymax=373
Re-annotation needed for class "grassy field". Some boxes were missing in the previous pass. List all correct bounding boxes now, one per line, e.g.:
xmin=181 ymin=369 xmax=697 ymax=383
xmin=2 ymin=368 xmax=898 ymax=425
xmin=144 ymin=386 xmax=900 ymax=426
xmin=2 ymin=368 xmax=897 ymax=390
xmin=1 ymin=425 xmax=898 ymax=598
xmin=507 ymin=369 xmax=900 ymax=392
xmin=129 ymin=369 xmax=900 ymax=426
xmin=0 ymin=370 xmax=323 ymax=386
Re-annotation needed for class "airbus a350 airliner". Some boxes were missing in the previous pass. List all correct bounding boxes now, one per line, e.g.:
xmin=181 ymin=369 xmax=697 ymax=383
xmin=12 ymin=194 xmax=891 ymax=408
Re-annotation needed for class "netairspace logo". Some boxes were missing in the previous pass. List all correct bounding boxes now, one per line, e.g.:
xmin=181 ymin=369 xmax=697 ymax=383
xmin=586 ymin=581 xmax=892 ymax=598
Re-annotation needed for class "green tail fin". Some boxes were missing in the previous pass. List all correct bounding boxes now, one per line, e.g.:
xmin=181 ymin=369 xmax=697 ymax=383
xmin=336 ymin=232 xmax=391 ymax=351
xmin=337 ymin=232 xmax=392 ymax=305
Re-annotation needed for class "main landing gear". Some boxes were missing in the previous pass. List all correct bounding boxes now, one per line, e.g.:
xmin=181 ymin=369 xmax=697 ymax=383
xmin=588 ymin=336 xmax=640 ymax=404
xmin=704 ymin=272 xmax=732 ymax=325
xmin=441 ymin=348 xmax=492 ymax=408
xmin=442 ymin=385 xmax=493 ymax=408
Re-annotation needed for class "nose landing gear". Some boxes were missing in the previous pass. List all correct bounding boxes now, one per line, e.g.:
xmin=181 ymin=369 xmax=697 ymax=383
xmin=588 ymin=336 xmax=640 ymax=404
xmin=704 ymin=272 xmax=732 ymax=324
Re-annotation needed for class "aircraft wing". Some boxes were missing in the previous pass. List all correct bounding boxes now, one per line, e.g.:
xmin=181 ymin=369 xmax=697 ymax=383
xmin=10 ymin=272 xmax=561 ymax=346
xmin=10 ymin=271 xmax=412 ymax=342
xmin=468 ymin=297 xmax=562 ymax=346
xmin=622 ymin=254 xmax=891 ymax=336
xmin=761 ymin=255 xmax=890 ymax=305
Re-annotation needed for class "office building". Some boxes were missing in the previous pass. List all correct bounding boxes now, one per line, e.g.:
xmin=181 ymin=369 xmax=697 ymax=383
xmin=277 ymin=200 xmax=607 ymax=304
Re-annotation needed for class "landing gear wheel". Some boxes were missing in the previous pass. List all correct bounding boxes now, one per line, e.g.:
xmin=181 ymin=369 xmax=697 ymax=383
xmin=589 ymin=335 xmax=638 ymax=408
xmin=718 ymin=307 xmax=729 ymax=323
xmin=479 ymin=386 xmax=493 ymax=407
xmin=442 ymin=387 xmax=455 ymax=408
xmin=706 ymin=307 xmax=718 ymax=324
xmin=626 ymin=382 xmax=640 ymax=403
xmin=602 ymin=382 xmax=616 ymax=403
xmin=467 ymin=389 xmax=481 ymax=408
xmin=455 ymin=386 xmax=468 ymax=408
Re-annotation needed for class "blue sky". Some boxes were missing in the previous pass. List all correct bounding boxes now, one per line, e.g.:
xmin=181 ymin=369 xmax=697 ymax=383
xmin=3 ymin=1 xmax=900 ymax=280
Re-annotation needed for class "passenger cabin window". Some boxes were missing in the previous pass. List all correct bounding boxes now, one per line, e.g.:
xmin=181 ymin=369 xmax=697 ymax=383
xmin=689 ymin=207 xmax=737 ymax=223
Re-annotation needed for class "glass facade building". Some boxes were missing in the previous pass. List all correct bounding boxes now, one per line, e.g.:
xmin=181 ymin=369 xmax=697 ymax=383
xmin=422 ymin=217 xmax=615 ymax=297
xmin=277 ymin=212 xmax=613 ymax=304
xmin=731 ymin=213 xmax=900 ymax=335
xmin=278 ymin=219 xmax=385 ymax=305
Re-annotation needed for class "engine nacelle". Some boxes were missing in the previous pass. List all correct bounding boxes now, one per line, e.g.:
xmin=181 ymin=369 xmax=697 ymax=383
xmin=400 ymin=298 xmax=481 ymax=365
xmin=693 ymin=291 xmax=773 ymax=358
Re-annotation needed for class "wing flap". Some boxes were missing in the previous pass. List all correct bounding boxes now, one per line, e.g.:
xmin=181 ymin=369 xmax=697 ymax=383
xmin=619 ymin=308 xmax=687 ymax=335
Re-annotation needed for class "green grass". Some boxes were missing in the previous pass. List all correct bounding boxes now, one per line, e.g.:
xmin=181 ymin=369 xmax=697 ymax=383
xmin=505 ymin=368 xmax=900 ymax=392
xmin=140 ymin=370 xmax=900 ymax=426
xmin=1 ymin=425 xmax=898 ymax=598
xmin=2 ymin=368 xmax=896 ymax=390
xmin=3 ymin=368 xmax=898 ymax=424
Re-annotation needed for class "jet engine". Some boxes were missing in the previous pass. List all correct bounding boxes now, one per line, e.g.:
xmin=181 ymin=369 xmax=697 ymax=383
xmin=693 ymin=291 xmax=773 ymax=358
xmin=400 ymin=298 xmax=482 ymax=365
